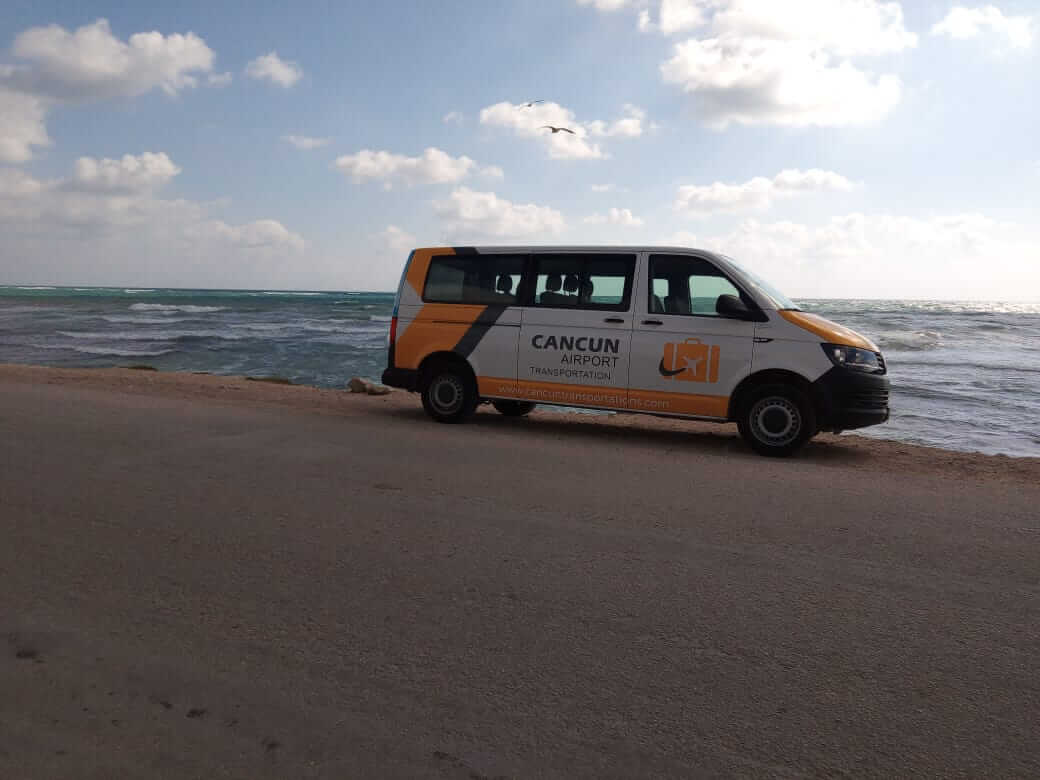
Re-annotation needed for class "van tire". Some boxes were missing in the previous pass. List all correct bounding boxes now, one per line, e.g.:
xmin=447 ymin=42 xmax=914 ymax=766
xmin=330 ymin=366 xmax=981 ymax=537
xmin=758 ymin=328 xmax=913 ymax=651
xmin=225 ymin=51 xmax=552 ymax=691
xmin=421 ymin=365 xmax=478 ymax=423
xmin=737 ymin=383 xmax=816 ymax=457
xmin=492 ymin=400 xmax=536 ymax=417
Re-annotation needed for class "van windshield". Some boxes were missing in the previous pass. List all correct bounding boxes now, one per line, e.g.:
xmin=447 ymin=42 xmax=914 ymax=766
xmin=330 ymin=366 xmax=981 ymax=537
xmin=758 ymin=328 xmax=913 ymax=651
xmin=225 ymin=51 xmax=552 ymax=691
xmin=719 ymin=255 xmax=800 ymax=311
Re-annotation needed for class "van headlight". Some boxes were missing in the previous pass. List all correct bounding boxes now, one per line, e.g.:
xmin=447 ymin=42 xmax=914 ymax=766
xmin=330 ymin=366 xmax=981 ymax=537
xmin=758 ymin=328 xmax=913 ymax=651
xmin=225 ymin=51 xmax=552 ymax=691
xmin=822 ymin=343 xmax=884 ymax=373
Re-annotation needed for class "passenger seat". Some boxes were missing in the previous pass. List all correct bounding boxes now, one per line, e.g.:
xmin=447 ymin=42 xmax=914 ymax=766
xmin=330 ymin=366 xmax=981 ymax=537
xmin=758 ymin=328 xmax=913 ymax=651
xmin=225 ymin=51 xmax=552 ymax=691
xmin=665 ymin=294 xmax=691 ymax=315
xmin=561 ymin=274 xmax=579 ymax=305
xmin=540 ymin=274 xmax=563 ymax=305
xmin=579 ymin=279 xmax=594 ymax=304
xmin=496 ymin=274 xmax=515 ymax=303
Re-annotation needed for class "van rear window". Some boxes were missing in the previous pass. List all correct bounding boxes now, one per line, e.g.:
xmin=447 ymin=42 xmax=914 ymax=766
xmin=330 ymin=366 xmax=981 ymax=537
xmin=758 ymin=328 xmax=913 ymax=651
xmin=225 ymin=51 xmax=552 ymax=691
xmin=423 ymin=254 xmax=527 ymax=305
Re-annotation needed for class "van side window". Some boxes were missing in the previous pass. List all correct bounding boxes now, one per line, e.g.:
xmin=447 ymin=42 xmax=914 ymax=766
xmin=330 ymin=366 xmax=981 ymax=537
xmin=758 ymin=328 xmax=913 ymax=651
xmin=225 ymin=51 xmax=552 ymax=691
xmin=531 ymin=253 xmax=635 ymax=311
xmin=648 ymin=254 xmax=741 ymax=317
xmin=423 ymin=254 xmax=527 ymax=304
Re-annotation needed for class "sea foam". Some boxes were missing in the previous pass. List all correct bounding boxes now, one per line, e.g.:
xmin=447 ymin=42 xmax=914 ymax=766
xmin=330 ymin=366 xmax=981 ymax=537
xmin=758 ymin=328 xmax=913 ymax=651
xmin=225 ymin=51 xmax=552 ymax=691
xmin=129 ymin=303 xmax=225 ymax=313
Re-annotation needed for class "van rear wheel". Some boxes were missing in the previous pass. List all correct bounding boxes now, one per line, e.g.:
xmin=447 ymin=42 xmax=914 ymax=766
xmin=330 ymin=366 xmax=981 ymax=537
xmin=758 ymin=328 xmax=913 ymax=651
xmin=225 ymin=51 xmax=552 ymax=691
xmin=492 ymin=400 xmax=536 ymax=417
xmin=737 ymin=383 xmax=816 ymax=457
xmin=422 ymin=366 xmax=477 ymax=423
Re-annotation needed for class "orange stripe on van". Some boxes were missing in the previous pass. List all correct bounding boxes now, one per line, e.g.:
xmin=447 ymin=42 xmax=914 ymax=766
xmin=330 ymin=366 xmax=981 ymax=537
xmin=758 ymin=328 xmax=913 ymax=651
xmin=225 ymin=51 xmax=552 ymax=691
xmin=395 ymin=300 xmax=493 ymax=368
xmin=398 ymin=249 xmax=495 ymax=368
xmin=404 ymin=247 xmax=451 ymax=298
xmin=626 ymin=388 xmax=728 ymax=418
xmin=478 ymin=377 xmax=729 ymax=418
xmin=778 ymin=310 xmax=878 ymax=351
xmin=478 ymin=377 xmax=629 ymax=410
xmin=394 ymin=319 xmax=473 ymax=369
xmin=411 ymin=303 xmax=490 ymax=323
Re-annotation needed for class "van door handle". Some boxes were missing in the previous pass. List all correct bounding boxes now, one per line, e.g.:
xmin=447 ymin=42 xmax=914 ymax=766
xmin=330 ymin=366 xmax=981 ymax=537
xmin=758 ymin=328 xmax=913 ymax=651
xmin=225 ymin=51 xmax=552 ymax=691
xmin=642 ymin=319 xmax=663 ymax=326
xmin=603 ymin=317 xmax=625 ymax=324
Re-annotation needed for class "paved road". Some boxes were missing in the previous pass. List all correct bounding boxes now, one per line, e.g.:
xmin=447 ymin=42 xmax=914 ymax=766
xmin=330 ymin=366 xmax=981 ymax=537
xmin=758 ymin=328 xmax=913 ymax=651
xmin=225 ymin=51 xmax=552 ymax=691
xmin=2 ymin=379 xmax=1038 ymax=778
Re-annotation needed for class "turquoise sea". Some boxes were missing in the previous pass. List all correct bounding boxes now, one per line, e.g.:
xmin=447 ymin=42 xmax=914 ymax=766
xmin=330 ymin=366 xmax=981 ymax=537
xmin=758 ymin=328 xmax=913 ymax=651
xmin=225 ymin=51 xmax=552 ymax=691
xmin=1 ymin=286 xmax=1038 ymax=458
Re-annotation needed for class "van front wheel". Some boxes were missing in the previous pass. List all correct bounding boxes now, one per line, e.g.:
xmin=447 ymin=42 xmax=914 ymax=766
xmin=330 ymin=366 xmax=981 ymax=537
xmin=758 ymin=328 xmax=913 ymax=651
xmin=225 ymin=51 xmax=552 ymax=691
xmin=421 ymin=367 xmax=478 ymax=423
xmin=737 ymin=383 xmax=816 ymax=457
xmin=492 ymin=400 xmax=536 ymax=417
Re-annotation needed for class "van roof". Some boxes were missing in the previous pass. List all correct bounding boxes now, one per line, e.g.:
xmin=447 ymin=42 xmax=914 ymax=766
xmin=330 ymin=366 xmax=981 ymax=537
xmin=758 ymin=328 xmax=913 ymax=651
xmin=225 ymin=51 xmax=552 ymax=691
xmin=413 ymin=245 xmax=724 ymax=256
xmin=409 ymin=246 xmax=792 ymax=310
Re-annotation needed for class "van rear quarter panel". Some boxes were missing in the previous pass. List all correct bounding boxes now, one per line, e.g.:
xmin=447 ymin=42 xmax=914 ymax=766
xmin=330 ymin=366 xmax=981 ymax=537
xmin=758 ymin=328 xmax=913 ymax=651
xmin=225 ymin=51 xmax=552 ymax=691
xmin=393 ymin=248 xmax=520 ymax=381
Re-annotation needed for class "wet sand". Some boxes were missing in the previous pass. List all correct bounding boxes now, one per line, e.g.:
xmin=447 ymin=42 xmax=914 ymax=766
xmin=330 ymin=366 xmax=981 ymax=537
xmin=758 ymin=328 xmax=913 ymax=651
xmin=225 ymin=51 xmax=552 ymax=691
xmin=2 ymin=365 xmax=1038 ymax=778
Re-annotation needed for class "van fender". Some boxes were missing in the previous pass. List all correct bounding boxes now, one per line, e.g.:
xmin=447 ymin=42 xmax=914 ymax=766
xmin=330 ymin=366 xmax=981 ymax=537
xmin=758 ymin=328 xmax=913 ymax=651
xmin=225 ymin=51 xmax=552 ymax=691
xmin=417 ymin=350 xmax=479 ymax=394
xmin=728 ymin=369 xmax=815 ymax=421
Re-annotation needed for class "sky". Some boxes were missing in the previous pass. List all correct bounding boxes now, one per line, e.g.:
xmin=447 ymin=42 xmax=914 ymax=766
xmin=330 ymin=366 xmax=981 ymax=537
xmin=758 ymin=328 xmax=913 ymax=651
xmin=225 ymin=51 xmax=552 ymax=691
xmin=0 ymin=0 xmax=1038 ymax=298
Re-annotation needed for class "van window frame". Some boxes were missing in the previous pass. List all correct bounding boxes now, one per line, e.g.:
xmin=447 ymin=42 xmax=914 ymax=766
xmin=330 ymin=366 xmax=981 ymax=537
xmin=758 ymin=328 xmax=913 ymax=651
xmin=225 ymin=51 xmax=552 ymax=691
xmin=646 ymin=252 xmax=766 ymax=321
xmin=524 ymin=251 xmax=636 ymax=312
xmin=421 ymin=252 xmax=529 ymax=306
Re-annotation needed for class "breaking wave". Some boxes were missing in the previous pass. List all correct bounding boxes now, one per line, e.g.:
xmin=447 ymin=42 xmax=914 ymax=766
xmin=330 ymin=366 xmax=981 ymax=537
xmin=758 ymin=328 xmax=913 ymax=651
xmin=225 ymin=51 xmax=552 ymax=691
xmin=71 ymin=346 xmax=177 ymax=357
xmin=874 ymin=330 xmax=943 ymax=351
xmin=129 ymin=303 xmax=225 ymax=313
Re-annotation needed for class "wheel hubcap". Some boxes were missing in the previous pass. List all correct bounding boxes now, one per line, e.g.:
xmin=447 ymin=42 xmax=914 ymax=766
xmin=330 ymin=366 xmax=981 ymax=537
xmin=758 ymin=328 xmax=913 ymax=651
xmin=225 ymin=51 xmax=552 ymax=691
xmin=429 ymin=375 xmax=464 ymax=414
xmin=750 ymin=396 xmax=801 ymax=447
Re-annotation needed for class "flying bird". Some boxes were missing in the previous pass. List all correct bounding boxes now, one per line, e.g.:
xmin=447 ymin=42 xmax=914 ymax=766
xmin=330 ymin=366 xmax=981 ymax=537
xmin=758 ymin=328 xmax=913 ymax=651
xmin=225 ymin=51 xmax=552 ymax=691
xmin=520 ymin=100 xmax=545 ymax=108
xmin=540 ymin=125 xmax=575 ymax=134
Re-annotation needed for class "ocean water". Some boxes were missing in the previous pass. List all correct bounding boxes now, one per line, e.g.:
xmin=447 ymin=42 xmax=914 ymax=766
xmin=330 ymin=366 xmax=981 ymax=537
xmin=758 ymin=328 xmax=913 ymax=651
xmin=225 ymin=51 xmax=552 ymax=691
xmin=1 ymin=286 xmax=1038 ymax=458
xmin=0 ymin=286 xmax=395 ymax=390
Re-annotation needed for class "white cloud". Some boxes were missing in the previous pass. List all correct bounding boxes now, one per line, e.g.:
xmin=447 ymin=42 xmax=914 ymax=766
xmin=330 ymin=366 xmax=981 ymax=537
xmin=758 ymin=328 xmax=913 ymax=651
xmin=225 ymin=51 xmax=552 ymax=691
xmin=576 ymin=0 xmax=635 ymax=10
xmin=587 ymin=104 xmax=647 ymax=137
xmin=695 ymin=212 xmax=1040 ymax=298
xmin=932 ymin=5 xmax=1033 ymax=48
xmin=282 ymin=134 xmax=331 ymax=150
xmin=479 ymin=102 xmax=604 ymax=159
xmin=68 ymin=152 xmax=181 ymax=193
xmin=639 ymin=0 xmax=709 ymax=34
xmin=432 ymin=187 xmax=565 ymax=240
xmin=771 ymin=168 xmax=856 ymax=192
xmin=676 ymin=168 xmax=855 ymax=215
xmin=480 ymin=164 xmax=505 ymax=179
xmin=662 ymin=0 xmax=709 ymax=34
xmin=588 ymin=0 xmax=917 ymax=52
xmin=0 ymin=155 xmax=304 ymax=265
xmin=189 ymin=218 xmax=305 ymax=250
xmin=479 ymin=101 xmax=649 ymax=159
xmin=5 ymin=19 xmax=216 ymax=100
xmin=580 ymin=1 xmax=915 ymax=127
xmin=379 ymin=225 xmax=417 ymax=253
xmin=245 ymin=52 xmax=302 ymax=88
xmin=710 ymin=0 xmax=917 ymax=56
xmin=584 ymin=207 xmax=645 ymax=226
xmin=0 ymin=87 xmax=50 ymax=163
xmin=207 ymin=71 xmax=232 ymax=87
xmin=334 ymin=147 xmax=489 ymax=188
xmin=591 ymin=183 xmax=621 ymax=192
xmin=443 ymin=110 xmax=464 ymax=124
xmin=661 ymin=37 xmax=903 ymax=127
xmin=0 ymin=19 xmax=218 ymax=163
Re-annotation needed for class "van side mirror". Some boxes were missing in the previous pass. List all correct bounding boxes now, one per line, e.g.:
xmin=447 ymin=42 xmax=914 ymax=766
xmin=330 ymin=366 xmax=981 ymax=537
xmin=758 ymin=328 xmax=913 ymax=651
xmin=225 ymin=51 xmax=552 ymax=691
xmin=716 ymin=294 xmax=754 ymax=319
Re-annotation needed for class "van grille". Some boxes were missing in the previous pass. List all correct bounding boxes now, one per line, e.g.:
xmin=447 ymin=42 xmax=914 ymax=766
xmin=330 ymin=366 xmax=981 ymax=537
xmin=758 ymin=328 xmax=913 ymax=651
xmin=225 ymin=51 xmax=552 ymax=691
xmin=876 ymin=353 xmax=887 ymax=374
xmin=844 ymin=388 xmax=889 ymax=410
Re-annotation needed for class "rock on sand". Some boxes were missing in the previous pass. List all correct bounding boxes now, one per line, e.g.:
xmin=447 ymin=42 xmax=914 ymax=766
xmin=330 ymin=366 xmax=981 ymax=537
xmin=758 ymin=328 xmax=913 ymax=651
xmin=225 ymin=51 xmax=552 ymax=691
xmin=348 ymin=377 xmax=392 ymax=395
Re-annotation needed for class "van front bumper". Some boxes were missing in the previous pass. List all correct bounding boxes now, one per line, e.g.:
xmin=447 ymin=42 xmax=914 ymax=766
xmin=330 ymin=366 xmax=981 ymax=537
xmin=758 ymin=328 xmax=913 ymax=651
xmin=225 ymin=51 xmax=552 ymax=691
xmin=382 ymin=367 xmax=418 ymax=391
xmin=812 ymin=367 xmax=890 ymax=432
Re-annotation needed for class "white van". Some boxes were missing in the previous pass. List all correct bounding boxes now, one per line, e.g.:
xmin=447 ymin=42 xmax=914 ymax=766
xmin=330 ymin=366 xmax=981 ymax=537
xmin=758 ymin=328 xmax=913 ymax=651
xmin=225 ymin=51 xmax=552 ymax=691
xmin=382 ymin=246 xmax=889 ymax=456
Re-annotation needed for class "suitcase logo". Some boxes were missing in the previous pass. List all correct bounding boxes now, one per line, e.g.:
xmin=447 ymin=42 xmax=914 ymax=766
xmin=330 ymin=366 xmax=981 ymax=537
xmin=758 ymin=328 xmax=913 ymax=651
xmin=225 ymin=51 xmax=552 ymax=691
xmin=659 ymin=338 xmax=720 ymax=382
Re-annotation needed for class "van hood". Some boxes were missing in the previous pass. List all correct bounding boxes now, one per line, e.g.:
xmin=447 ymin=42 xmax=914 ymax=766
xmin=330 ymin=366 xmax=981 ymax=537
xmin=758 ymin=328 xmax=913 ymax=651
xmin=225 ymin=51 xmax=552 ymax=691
xmin=777 ymin=310 xmax=880 ymax=352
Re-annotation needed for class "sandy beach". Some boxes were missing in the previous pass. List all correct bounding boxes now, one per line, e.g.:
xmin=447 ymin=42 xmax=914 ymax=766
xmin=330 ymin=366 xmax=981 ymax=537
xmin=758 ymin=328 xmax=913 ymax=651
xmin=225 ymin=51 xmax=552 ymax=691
xmin=2 ymin=364 xmax=1038 ymax=777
